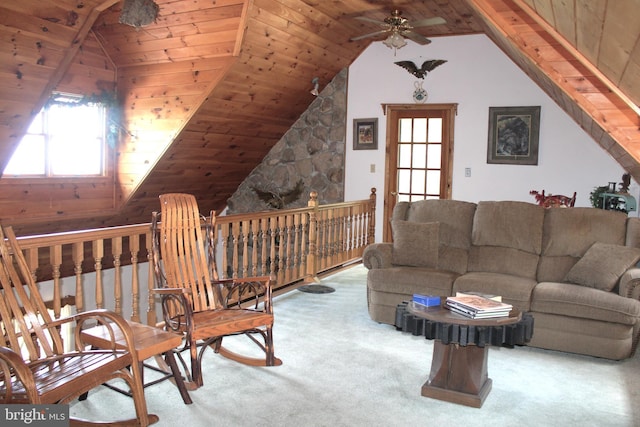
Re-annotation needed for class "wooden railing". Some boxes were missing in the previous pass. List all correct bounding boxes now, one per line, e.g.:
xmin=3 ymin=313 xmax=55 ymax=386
xmin=14 ymin=189 xmax=376 ymax=326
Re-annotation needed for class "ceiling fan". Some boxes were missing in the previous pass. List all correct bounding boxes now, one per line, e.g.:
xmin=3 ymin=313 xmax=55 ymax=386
xmin=350 ymin=9 xmax=446 ymax=51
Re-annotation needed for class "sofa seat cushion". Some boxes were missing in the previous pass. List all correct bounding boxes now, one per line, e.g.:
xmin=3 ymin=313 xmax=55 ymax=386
xmin=367 ymin=267 xmax=458 ymax=296
xmin=532 ymin=282 xmax=640 ymax=325
xmin=527 ymin=312 xmax=633 ymax=360
xmin=452 ymin=272 xmax=537 ymax=311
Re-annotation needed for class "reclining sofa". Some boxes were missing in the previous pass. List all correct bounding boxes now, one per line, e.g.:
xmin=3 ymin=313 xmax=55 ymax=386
xmin=363 ymin=199 xmax=640 ymax=360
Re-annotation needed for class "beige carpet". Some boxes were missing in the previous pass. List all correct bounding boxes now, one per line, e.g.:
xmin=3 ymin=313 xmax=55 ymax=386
xmin=70 ymin=264 xmax=640 ymax=426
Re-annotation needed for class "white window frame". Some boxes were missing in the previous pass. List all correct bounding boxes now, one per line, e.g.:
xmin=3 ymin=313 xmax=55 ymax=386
xmin=2 ymin=93 xmax=109 ymax=178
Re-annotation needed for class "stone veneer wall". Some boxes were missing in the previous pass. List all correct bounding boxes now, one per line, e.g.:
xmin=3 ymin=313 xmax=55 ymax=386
xmin=226 ymin=68 xmax=347 ymax=214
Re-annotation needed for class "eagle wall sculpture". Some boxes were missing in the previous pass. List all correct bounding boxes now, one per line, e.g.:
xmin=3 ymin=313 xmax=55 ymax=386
xmin=394 ymin=59 xmax=447 ymax=79
xmin=252 ymin=179 xmax=305 ymax=209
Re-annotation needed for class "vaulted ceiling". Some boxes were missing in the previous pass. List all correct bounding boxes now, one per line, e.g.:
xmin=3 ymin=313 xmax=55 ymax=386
xmin=0 ymin=0 xmax=638 ymax=236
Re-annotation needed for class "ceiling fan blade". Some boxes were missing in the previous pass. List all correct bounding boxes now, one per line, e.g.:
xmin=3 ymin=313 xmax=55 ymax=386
xmin=350 ymin=29 xmax=389 ymax=42
xmin=354 ymin=16 xmax=388 ymax=26
xmin=402 ymin=31 xmax=432 ymax=45
xmin=411 ymin=16 xmax=446 ymax=28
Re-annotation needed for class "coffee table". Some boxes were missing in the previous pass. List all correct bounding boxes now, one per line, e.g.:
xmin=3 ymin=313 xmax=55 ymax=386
xmin=395 ymin=301 xmax=533 ymax=408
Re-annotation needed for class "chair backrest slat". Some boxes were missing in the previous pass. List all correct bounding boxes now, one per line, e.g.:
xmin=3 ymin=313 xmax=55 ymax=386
xmin=157 ymin=194 xmax=221 ymax=312
xmin=0 ymin=227 xmax=63 ymax=361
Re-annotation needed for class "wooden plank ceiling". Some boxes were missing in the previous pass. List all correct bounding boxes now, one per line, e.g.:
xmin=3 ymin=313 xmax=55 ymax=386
xmin=0 ymin=0 xmax=638 ymax=237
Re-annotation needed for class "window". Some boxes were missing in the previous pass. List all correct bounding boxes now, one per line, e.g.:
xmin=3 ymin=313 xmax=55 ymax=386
xmin=2 ymin=94 xmax=108 ymax=177
xmin=397 ymin=116 xmax=444 ymax=202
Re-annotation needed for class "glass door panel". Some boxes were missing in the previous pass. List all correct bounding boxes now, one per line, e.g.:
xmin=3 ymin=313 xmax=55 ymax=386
xmin=383 ymin=105 xmax=456 ymax=241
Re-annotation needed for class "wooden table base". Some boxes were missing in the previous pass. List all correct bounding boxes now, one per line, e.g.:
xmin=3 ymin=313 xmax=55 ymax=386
xmin=395 ymin=301 xmax=534 ymax=408
xmin=422 ymin=341 xmax=491 ymax=408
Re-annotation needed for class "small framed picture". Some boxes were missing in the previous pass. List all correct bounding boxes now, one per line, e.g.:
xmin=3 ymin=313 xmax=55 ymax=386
xmin=487 ymin=106 xmax=541 ymax=165
xmin=353 ymin=118 xmax=378 ymax=150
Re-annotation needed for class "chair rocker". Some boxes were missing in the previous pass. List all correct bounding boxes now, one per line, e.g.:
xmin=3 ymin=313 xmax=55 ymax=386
xmin=151 ymin=193 xmax=282 ymax=389
xmin=0 ymin=226 xmax=158 ymax=426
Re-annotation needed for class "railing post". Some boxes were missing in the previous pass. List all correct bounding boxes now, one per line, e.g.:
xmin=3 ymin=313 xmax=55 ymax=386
xmin=368 ymin=188 xmax=377 ymax=244
xmin=306 ymin=191 xmax=320 ymax=283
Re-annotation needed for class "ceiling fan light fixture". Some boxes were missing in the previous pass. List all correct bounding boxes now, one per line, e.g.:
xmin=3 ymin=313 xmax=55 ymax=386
xmin=383 ymin=32 xmax=407 ymax=51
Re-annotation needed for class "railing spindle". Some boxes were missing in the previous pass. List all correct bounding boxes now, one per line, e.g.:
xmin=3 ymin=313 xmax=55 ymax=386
xmin=72 ymin=243 xmax=84 ymax=314
xmin=112 ymin=237 xmax=123 ymax=315
xmin=92 ymin=240 xmax=104 ymax=310
xmin=11 ymin=190 xmax=376 ymax=325
xmin=50 ymin=245 xmax=62 ymax=319
xmin=130 ymin=234 xmax=140 ymax=323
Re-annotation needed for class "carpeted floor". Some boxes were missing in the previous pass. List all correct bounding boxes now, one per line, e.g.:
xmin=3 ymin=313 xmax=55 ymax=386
xmin=70 ymin=264 xmax=640 ymax=426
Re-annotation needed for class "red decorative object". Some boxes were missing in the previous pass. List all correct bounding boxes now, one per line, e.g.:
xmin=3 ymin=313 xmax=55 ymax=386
xmin=530 ymin=190 xmax=576 ymax=208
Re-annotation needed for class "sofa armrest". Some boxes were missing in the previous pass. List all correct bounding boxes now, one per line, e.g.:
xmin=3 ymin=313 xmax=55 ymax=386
xmin=619 ymin=268 xmax=640 ymax=299
xmin=362 ymin=243 xmax=393 ymax=269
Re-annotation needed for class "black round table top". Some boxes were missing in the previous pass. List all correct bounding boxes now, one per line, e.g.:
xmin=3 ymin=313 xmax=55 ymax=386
xmin=407 ymin=301 xmax=522 ymax=326
xmin=395 ymin=301 xmax=534 ymax=348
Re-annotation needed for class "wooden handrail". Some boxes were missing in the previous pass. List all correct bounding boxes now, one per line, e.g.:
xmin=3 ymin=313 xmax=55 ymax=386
xmin=12 ymin=189 xmax=377 ymax=326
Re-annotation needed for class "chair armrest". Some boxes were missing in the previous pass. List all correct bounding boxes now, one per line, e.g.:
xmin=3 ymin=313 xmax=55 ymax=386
xmin=71 ymin=309 xmax=140 ymax=363
xmin=619 ymin=268 xmax=640 ymax=299
xmin=219 ymin=276 xmax=273 ymax=288
xmin=362 ymin=243 xmax=393 ymax=269
xmin=152 ymin=287 xmax=192 ymax=295
xmin=0 ymin=347 xmax=39 ymax=402
xmin=217 ymin=276 xmax=275 ymax=312
xmin=46 ymin=309 xmax=135 ymax=352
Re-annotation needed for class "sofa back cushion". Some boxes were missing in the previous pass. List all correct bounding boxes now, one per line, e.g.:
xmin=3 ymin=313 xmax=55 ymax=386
xmin=393 ymin=199 xmax=476 ymax=274
xmin=541 ymin=207 xmax=627 ymax=256
xmin=625 ymin=217 xmax=640 ymax=248
xmin=537 ymin=207 xmax=628 ymax=282
xmin=468 ymin=201 xmax=544 ymax=279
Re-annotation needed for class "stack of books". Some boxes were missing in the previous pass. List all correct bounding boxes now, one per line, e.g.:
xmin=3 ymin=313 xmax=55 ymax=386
xmin=445 ymin=294 xmax=513 ymax=319
xmin=455 ymin=291 xmax=502 ymax=302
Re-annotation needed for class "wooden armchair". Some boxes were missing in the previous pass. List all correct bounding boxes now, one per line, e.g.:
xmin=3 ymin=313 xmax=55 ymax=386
xmin=151 ymin=193 xmax=282 ymax=389
xmin=0 ymin=226 xmax=158 ymax=426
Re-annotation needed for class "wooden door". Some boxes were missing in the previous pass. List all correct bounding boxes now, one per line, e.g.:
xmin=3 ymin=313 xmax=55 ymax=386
xmin=383 ymin=104 xmax=456 ymax=241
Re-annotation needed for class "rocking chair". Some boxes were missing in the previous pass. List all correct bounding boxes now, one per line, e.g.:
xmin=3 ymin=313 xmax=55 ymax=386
xmin=0 ymin=225 xmax=158 ymax=426
xmin=151 ymin=193 xmax=282 ymax=389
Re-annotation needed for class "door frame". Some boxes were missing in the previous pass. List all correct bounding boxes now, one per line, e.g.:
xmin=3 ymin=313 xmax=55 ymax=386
xmin=381 ymin=103 xmax=457 ymax=241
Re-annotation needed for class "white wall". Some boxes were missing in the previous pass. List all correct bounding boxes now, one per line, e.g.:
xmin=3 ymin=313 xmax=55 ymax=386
xmin=345 ymin=34 xmax=637 ymax=242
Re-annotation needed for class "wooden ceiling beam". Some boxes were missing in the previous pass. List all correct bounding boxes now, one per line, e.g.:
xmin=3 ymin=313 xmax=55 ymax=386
xmin=467 ymin=0 xmax=640 ymax=180
xmin=34 ymin=0 xmax=120 ymax=112
xmin=512 ymin=0 xmax=639 ymax=116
